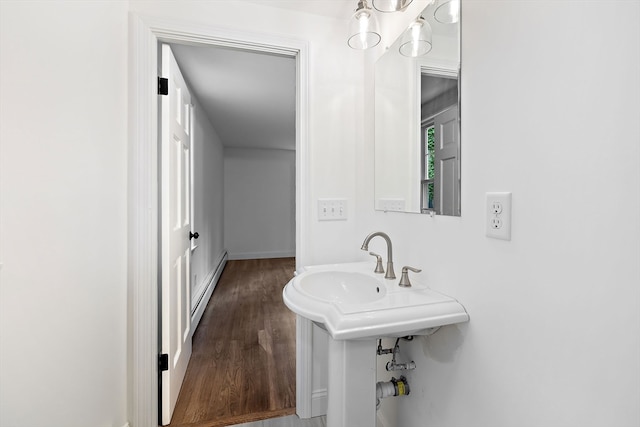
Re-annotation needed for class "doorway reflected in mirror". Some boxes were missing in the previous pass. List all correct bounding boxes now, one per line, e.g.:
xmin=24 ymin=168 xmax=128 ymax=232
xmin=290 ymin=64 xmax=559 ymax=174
xmin=420 ymin=72 xmax=459 ymax=215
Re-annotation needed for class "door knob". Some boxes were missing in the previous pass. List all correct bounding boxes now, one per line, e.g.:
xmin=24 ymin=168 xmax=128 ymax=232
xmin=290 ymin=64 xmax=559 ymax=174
xmin=190 ymin=231 xmax=199 ymax=240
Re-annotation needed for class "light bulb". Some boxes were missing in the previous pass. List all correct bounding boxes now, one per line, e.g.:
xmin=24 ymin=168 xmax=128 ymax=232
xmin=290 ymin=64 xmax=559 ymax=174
xmin=434 ymin=0 xmax=459 ymax=24
xmin=373 ymin=0 xmax=413 ymax=12
xmin=399 ymin=17 xmax=432 ymax=57
xmin=348 ymin=1 xmax=381 ymax=49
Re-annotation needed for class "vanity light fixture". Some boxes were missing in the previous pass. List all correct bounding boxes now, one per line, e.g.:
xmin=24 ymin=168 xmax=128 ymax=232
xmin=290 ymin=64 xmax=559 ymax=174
xmin=398 ymin=16 xmax=432 ymax=57
xmin=372 ymin=0 xmax=413 ymax=13
xmin=348 ymin=0 xmax=381 ymax=50
xmin=434 ymin=0 xmax=460 ymax=24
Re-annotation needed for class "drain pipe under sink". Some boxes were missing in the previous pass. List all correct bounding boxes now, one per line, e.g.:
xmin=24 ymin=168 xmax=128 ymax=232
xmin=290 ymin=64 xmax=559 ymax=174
xmin=376 ymin=376 xmax=410 ymax=409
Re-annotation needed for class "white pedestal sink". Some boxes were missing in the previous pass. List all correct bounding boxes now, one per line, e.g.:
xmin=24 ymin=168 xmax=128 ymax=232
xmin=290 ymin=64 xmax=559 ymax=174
xmin=283 ymin=262 xmax=469 ymax=426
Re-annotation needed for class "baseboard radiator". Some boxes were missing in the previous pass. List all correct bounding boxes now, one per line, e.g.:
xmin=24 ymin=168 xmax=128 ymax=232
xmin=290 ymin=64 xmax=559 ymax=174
xmin=191 ymin=250 xmax=228 ymax=331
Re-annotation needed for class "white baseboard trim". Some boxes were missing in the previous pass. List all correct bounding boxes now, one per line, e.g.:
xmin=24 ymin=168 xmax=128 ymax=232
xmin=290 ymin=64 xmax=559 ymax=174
xmin=228 ymin=250 xmax=295 ymax=260
xmin=311 ymin=388 xmax=328 ymax=418
xmin=376 ymin=411 xmax=390 ymax=427
xmin=191 ymin=250 xmax=228 ymax=332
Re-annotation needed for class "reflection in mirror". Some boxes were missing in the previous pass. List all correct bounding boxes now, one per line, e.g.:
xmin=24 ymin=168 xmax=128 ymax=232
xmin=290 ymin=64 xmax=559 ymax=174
xmin=420 ymin=71 xmax=459 ymax=215
xmin=374 ymin=1 xmax=460 ymax=216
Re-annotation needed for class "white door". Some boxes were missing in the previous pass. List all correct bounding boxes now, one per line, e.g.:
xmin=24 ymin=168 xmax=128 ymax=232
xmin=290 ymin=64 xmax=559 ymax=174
xmin=433 ymin=105 xmax=460 ymax=216
xmin=160 ymin=43 xmax=193 ymax=425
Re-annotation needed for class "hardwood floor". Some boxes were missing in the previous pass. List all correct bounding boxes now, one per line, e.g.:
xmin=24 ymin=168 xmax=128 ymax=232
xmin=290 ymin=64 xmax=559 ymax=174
xmin=168 ymin=258 xmax=297 ymax=427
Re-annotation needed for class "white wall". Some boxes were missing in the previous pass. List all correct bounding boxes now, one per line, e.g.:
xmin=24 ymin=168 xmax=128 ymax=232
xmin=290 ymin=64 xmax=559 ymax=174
xmin=364 ymin=2 xmax=640 ymax=426
xmin=0 ymin=2 xmax=128 ymax=426
xmin=190 ymin=94 xmax=225 ymax=305
xmin=224 ymin=148 xmax=295 ymax=259
xmin=375 ymin=48 xmax=420 ymax=211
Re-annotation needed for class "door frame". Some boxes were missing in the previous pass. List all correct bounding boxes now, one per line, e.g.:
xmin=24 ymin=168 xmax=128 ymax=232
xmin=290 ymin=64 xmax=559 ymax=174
xmin=128 ymin=14 xmax=312 ymax=426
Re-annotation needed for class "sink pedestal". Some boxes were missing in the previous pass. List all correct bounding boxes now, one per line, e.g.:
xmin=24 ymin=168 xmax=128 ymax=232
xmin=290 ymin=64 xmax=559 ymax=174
xmin=282 ymin=262 xmax=470 ymax=426
xmin=326 ymin=338 xmax=377 ymax=427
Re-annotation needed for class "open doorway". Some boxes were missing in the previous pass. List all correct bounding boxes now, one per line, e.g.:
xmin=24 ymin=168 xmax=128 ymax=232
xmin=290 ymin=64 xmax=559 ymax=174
xmin=128 ymin=15 xmax=311 ymax=427
xmin=160 ymin=42 xmax=297 ymax=425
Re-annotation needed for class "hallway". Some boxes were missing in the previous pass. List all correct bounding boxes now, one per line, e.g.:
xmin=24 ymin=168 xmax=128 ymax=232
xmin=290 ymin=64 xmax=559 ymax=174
xmin=169 ymin=258 xmax=297 ymax=427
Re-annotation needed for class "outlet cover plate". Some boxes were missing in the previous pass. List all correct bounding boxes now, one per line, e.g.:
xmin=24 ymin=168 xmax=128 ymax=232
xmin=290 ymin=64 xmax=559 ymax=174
xmin=486 ymin=192 xmax=512 ymax=240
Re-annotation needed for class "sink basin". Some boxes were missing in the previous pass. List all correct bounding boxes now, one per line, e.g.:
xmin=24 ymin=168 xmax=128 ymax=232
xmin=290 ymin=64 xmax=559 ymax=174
xmin=297 ymin=271 xmax=386 ymax=307
xmin=283 ymin=262 xmax=469 ymax=340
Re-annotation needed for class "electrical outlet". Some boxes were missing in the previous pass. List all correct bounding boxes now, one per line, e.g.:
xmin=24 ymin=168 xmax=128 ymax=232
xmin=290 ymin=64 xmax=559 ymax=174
xmin=486 ymin=192 xmax=512 ymax=240
xmin=318 ymin=198 xmax=348 ymax=221
xmin=490 ymin=217 xmax=502 ymax=229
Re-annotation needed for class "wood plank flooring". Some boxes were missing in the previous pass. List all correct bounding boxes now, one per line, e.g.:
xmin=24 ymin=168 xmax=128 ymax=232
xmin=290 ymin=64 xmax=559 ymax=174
xmin=168 ymin=258 xmax=297 ymax=427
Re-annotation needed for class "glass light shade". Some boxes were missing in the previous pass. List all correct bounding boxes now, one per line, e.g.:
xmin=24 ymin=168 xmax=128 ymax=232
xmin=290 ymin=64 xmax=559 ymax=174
xmin=372 ymin=0 xmax=413 ymax=12
xmin=434 ymin=0 xmax=460 ymax=24
xmin=348 ymin=3 xmax=381 ymax=50
xmin=399 ymin=17 xmax=432 ymax=57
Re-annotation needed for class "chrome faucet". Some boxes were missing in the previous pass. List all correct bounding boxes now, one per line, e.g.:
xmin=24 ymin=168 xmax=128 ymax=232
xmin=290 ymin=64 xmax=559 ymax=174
xmin=368 ymin=252 xmax=385 ymax=274
xmin=398 ymin=266 xmax=422 ymax=287
xmin=361 ymin=232 xmax=395 ymax=279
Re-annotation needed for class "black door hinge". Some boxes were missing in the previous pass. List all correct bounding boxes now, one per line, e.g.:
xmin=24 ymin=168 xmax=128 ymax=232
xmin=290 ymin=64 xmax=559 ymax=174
xmin=158 ymin=77 xmax=168 ymax=95
xmin=158 ymin=353 xmax=169 ymax=372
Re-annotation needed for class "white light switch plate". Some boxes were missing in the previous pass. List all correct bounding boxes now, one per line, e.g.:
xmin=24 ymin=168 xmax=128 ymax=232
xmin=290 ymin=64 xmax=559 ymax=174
xmin=486 ymin=192 xmax=512 ymax=240
xmin=318 ymin=199 xmax=348 ymax=221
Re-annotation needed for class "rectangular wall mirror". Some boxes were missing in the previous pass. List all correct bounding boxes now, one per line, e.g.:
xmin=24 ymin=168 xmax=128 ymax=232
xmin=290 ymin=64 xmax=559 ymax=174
xmin=374 ymin=1 xmax=461 ymax=216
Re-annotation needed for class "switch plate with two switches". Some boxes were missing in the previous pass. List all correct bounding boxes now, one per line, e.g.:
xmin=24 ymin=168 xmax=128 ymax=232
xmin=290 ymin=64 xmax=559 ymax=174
xmin=318 ymin=198 xmax=348 ymax=221
xmin=486 ymin=192 xmax=512 ymax=240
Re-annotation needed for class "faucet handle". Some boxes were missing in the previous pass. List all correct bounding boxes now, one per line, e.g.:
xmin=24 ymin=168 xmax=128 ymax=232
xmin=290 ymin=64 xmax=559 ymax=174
xmin=369 ymin=252 xmax=385 ymax=274
xmin=398 ymin=266 xmax=422 ymax=287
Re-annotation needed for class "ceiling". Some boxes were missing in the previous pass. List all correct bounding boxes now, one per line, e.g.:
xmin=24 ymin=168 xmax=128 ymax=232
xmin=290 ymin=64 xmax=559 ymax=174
xmin=171 ymin=43 xmax=296 ymax=151
xmin=421 ymin=74 xmax=458 ymax=104
xmin=246 ymin=0 xmax=354 ymax=19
